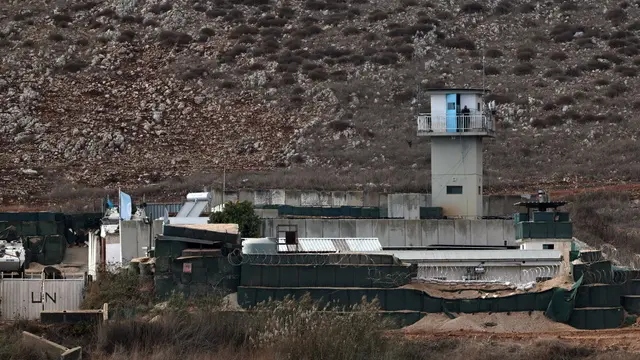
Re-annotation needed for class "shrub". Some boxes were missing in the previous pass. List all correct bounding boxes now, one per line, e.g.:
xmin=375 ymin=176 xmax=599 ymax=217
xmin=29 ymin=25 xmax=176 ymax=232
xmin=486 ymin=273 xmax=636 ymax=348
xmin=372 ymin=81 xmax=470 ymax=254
xmin=230 ymin=25 xmax=258 ymax=39
xmin=96 ymin=8 xmax=115 ymax=17
xmin=460 ymin=1 xmax=485 ymax=13
xmin=396 ymin=44 xmax=414 ymax=58
xmin=48 ymin=32 xmax=64 ymax=42
xmin=606 ymin=82 xmax=629 ymax=97
xmin=330 ymin=70 xmax=348 ymax=81
xmin=549 ymin=51 xmax=568 ymax=61
xmin=200 ymin=27 xmax=215 ymax=37
xmin=117 ymin=30 xmax=136 ymax=43
xmin=485 ymin=48 xmax=503 ymax=58
xmin=206 ymin=9 xmax=226 ymax=18
xmin=583 ymin=59 xmax=612 ymax=71
xmin=260 ymin=27 xmax=283 ymax=38
xmin=605 ymin=7 xmax=627 ymax=22
xmin=577 ymin=113 xmax=606 ymax=123
xmin=544 ymin=68 xmax=563 ymax=78
xmin=257 ymin=16 xmax=288 ymax=28
xmin=608 ymin=38 xmax=634 ymax=48
xmin=542 ymin=102 xmax=556 ymax=111
xmin=594 ymin=78 xmax=610 ymax=86
xmin=519 ymin=2 xmax=535 ymax=13
xmin=52 ymin=13 xmax=73 ymax=23
xmin=180 ymin=66 xmax=209 ymax=80
xmin=556 ymin=95 xmax=575 ymax=105
xmin=284 ymin=38 xmax=301 ymax=50
xmin=220 ymin=80 xmax=235 ymax=89
xmin=372 ymin=52 xmax=399 ymax=65
xmin=513 ymin=62 xmax=535 ymax=75
xmin=238 ymin=35 xmax=256 ymax=44
xmin=143 ymin=18 xmax=159 ymax=27
xmin=484 ymin=65 xmax=500 ymax=75
xmin=564 ymin=67 xmax=582 ymax=77
xmin=308 ymin=68 xmax=329 ymax=81
xmin=292 ymin=25 xmax=323 ymax=38
xmin=62 ymin=59 xmax=88 ymax=73
xmin=76 ymin=38 xmax=89 ymax=46
xmin=532 ymin=114 xmax=563 ymax=128
xmin=223 ymin=9 xmax=244 ymax=22
xmin=193 ymin=4 xmax=207 ymax=12
xmin=281 ymin=73 xmax=296 ymax=85
xmin=627 ymin=20 xmax=640 ymax=31
xmin=278 ymin=6 xmax=296 ymax=18
xmin=158 ymin=30 xmax=192 ymax=46
xmin=617 ymin=46 xmax=640 ymax=56
xmin=443 ymin=36 xmax=476 ymax=50
xmin=559 ymin=1 xmax=578 ymax=11
xmin=150 ymin=2 xmax=172 ymax=14
xmin=516 ymin=47 xmax=536 ymax=61
xmin=575 ymin=38 xmax=594 ymax=48
xmin=368 ymin=10 xmax=388 ymax=22
xmin=121 ymin=15 xmax=143 ymax=24
xmin=615 ymin=65 xmax=638 ymax=76
xmin=494 ymin=0 xmax=514 ymax=15
xmin=343 ymin=26 xmax=361 ymax=35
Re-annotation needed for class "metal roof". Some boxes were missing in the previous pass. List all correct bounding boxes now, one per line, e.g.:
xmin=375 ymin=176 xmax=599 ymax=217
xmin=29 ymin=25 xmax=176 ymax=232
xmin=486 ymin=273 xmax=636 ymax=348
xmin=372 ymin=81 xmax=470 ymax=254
xmin=277 ymin=238 xmax=382 ymax=253
xmin=374 ymin=249 xmax=562 ymax=262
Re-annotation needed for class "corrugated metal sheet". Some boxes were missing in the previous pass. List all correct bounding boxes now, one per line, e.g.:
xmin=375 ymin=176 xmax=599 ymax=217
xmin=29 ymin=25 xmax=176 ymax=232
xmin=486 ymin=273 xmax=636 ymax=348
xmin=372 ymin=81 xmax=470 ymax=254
xmin=0 ymin=278 xmax=85 ymax=320
xmin=277 ymin=238 xmax=382 ymax=253
xmin=146 ymin=203 xmax=182 ymax=221
xmin=43 ymin=279 xmax=85 ymax=314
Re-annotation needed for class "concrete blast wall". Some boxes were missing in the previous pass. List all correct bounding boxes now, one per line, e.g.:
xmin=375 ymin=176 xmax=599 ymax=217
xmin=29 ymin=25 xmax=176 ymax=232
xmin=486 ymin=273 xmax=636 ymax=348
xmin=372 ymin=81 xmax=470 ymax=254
xmin=263 ymin=219 xmax=515 ymax=247
xmin=120 ymin=220 xmax=164 ymax=263
xmin=209 ymin=189 xmax=522 ymax=218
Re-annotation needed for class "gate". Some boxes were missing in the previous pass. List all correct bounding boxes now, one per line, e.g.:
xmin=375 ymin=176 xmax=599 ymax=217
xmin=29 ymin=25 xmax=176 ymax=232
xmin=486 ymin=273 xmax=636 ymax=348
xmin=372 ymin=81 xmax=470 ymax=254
xmin=0 ymin=277 xmax=86 ymax=320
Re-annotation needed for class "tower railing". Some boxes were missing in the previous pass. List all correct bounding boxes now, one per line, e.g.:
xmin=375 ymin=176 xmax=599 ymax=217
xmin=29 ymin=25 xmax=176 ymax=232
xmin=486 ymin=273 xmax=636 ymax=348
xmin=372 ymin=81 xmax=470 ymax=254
xmin=417 ymin=113 xmax=494 ymax=135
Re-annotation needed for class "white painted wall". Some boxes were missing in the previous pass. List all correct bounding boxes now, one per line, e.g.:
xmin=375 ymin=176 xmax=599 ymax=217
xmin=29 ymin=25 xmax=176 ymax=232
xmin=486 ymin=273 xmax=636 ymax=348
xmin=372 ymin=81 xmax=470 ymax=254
xmin=520 ymin=239 xmax=572 ymax=274
xmin=459 ymin=94 xmax=482 ymax=114
xmin=430 ymin=94 xmax=448 ymax=130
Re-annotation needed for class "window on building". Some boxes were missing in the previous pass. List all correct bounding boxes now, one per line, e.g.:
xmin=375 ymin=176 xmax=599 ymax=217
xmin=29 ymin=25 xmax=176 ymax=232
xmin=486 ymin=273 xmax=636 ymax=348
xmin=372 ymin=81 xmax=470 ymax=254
xmin=477 ymin=102 xmax=481 ymax=111
xmin=447 ymin=102 xmax=456 ymax=110
xmin=478 ymin=186 xmax=481 ymax=195
xmin=543 ymin=244 xmax=555 ymax=250
xmin=447 ymin=185 xmax=463 ymax=194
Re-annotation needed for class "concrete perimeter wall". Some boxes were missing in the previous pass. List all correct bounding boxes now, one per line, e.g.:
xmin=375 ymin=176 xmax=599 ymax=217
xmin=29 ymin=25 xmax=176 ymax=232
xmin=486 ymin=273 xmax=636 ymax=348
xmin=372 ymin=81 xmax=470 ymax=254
xmin=120 ymin=220 xmax=164 ymax=262
xmin=207 ymin=189 xmax=521 ymax=218
xmin=263 ymin=219 xmax=515 ymax=247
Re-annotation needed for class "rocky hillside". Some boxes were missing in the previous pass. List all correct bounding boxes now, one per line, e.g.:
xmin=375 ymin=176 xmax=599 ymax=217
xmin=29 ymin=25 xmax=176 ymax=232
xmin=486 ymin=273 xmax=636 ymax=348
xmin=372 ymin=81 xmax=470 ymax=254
xmin=2 ymin=0 xmax=640 ymax=205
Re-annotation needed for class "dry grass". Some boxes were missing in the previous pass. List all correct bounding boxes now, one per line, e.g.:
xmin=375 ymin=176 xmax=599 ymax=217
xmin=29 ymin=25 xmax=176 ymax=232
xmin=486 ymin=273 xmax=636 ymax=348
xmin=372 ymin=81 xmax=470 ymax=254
xmin=569 ymin=191 xmax=640 ymax=268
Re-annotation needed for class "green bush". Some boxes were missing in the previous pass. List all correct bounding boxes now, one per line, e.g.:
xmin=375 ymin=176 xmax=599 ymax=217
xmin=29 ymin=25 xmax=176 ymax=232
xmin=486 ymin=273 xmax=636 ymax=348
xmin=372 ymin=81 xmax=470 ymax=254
xmin=209 ymin=201 xmax=262 ymax=237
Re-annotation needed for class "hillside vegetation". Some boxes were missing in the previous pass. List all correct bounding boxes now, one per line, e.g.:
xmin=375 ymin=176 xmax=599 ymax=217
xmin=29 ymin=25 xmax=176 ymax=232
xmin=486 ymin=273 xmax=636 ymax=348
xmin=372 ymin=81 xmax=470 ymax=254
xmin=1 ymin=0 xmax=640 ymax=204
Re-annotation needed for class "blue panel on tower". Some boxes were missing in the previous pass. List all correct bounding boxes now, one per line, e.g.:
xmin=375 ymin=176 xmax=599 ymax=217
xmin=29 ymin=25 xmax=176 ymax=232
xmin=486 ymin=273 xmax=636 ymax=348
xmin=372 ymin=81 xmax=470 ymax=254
xmin=446 ymin=93 xmax=457 ymax=132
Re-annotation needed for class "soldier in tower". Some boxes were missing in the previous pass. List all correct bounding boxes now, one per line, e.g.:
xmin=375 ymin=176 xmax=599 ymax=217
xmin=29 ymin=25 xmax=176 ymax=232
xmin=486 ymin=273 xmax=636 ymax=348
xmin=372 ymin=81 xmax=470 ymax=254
xmin=461 ymin=105 xmax=471 ymax=131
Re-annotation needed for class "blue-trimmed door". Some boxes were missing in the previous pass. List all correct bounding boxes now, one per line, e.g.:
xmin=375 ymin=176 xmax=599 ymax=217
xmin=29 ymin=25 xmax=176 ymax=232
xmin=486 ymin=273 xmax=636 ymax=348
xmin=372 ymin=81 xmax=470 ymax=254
xmin=446 ymin=94 xmax=457 ymax=132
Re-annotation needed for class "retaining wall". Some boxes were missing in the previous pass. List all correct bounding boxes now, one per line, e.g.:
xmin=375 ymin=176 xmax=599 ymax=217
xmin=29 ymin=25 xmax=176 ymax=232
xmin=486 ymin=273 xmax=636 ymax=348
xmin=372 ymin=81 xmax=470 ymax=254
xmin=263 ymin=218 xmax=515 ymax=247
xmin=206 ymin=189 xmax=522 ymax=218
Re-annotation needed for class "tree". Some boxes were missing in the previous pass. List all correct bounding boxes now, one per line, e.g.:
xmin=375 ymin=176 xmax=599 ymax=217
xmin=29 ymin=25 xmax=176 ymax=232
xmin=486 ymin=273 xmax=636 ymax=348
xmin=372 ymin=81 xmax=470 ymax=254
xmin=209 ymin=201 xmax=262 ymax=237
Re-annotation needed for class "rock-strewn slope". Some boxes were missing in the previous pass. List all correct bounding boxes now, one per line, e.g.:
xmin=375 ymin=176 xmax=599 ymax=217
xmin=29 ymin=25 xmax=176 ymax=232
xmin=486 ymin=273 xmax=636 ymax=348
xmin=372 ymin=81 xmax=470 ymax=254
xmin=2 ymin=0 xmax=640 ymax=204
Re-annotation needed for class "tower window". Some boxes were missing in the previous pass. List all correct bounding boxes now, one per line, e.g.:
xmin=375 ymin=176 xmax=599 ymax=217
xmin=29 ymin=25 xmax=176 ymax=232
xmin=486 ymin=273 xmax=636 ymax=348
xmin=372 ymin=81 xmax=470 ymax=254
xmin=447 ymin=186 xmax=463 ymax=194
xmin=447 ymin=102 xmax=456 ymax=110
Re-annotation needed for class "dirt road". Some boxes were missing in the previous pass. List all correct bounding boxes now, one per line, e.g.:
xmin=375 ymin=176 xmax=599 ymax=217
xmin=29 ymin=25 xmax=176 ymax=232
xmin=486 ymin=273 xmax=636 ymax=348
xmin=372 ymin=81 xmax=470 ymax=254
xmin=402 ymin=327 xmax=640 ymax=353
